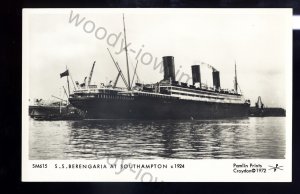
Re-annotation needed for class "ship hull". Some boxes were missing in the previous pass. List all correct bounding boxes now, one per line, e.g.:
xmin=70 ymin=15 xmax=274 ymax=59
xmin=69 ymin=96 xmax=249 ymax=119
xmin=29 ymin=105 xmax=83 ymax=120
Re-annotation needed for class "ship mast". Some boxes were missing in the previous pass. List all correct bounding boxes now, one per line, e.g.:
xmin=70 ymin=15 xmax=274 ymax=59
xmin=123 ymin=14 xmax=131 ymax=90
xmin=234 ymin=61 xmax=238 ymax=93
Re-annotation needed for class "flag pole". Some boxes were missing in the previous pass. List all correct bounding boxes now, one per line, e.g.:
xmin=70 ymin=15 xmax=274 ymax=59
xmin=59 ymin=87 xmax=62 ymax=114
xmin=66 ymin=66 xmax=70 ymax=96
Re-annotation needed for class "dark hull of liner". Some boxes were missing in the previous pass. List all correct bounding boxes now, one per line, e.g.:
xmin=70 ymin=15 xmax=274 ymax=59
xmin=69 ymin=96 xmax=250 ymax=119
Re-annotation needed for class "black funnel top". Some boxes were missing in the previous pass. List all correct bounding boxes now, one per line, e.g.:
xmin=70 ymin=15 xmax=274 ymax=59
xmin=191 ymin=65 xmax=201 ymax=87
xmin=212 ymin=71 xmax=221 ymax=89
xmin=162 ymin=56 xmax=175 ymax=81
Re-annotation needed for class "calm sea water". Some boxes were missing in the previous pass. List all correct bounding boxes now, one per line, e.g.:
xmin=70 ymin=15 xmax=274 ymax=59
xmin=29 ymin=117 xmax=286 ymax=159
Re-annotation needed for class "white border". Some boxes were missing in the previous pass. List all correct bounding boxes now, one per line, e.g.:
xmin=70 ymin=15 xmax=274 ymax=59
xmin=22 ymin=8 xmax=293 ymax=182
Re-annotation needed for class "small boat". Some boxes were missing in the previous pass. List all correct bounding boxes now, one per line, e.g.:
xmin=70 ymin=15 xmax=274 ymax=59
xmin=29 ymin=99 xmax=83 ymax=121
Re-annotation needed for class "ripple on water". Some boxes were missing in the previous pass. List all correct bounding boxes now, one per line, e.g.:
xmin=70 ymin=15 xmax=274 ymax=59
xmin=29 ymin=117 xmax=286 ymax=159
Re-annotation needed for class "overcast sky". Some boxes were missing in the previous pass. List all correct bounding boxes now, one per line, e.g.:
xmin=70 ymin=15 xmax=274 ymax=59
xmin=23 ymin=9 xmax=292 ymax=108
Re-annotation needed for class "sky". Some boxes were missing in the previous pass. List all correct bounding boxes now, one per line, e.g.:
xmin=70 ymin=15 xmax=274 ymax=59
xmin=23 ymin=9 xmax=292 ymax=108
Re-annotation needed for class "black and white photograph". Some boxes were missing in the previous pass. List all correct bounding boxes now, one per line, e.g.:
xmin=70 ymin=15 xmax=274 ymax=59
xmin=22 ymin=8 xmax=292 ymax=182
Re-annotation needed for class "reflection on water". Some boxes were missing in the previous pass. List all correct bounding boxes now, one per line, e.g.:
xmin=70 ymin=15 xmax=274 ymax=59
xmin=29 ymin=117 xmax=286 ymax=159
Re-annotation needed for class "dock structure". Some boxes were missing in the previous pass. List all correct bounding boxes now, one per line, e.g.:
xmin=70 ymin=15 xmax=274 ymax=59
xmin=249 ymin=96 xmax=286 ymax=117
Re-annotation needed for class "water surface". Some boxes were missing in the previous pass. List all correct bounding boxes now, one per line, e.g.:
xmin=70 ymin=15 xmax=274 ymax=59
xmin=29 ymin=117 xmax=286 ymax=159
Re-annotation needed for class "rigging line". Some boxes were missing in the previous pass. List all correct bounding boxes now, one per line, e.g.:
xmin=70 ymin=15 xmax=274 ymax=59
xmin=51 ymin=95 xmax=67 ymax=102
xmin=63 ymin=86 xmax=69 ymax=101
xmin=107 ymin=48 xmax=129 ymax=88
xmin=130 ymin=60 xmax=139 ymax=89
xmin=116 ymin=62 xmax=129 ymax=88
xmin=68 ymin=71 xmax=77 ymax=90
xmin=238 ymin=84 xmax=243 ymax=95
xmin=129 ymin=55 xmax=141 ymax=82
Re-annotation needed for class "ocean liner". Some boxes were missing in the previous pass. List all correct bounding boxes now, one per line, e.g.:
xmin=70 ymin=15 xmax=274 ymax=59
xmin=68 ymin=15 xmax=250 ymax=119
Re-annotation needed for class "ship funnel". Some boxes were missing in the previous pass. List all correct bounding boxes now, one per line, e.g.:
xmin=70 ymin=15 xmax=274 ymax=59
xmin=212 ymin=71 xmax=221 ymax=89
xmin=162 ymin=56 xmax=176 ymax=81
xmin=191 ymin=65 xmax=201 ymax=87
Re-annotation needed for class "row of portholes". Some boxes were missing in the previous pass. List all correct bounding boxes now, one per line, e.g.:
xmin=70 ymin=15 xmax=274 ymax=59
xmin=170 ymin=86 xmax=239 ymax=97
xmin=171 ymin=91 xmax=225 ymax=100
xmin=98 ymin=94 xmax=133 ymax=100
xmin=139 ymin=93 xmax=171 ymax=99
